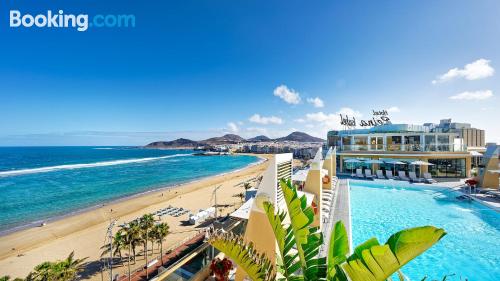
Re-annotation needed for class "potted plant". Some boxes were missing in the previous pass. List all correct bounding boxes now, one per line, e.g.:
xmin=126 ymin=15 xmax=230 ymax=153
xmin=209 ymin=257 xmax=233 ymax=281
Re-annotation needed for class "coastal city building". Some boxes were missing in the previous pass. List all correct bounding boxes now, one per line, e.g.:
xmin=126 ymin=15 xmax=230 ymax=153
xmin=327 ymin=121 xmax=478 ymax=178
xmin=424 ymin=119 xmax=486 ymax=149
xmin=235 ymin=141 xmax=322 ymax=159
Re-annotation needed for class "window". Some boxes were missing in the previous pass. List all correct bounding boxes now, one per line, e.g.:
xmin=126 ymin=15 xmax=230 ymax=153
xmin=425 ymin=135 xmax=436 ymax=151
xmin=428 ymin=159 xmax=466 ymax=178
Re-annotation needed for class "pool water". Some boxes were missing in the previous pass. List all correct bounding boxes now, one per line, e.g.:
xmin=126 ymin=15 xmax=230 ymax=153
xmin=349 ymin=180 xmax=500 ymax=281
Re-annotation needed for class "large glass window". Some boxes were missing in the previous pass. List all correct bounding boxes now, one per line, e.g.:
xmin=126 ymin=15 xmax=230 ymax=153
xmin=404 ymin=135 xmax=421 ymax=151
xmin=369 ymin=136 xmax=384 ymax=150
xmin=428 ymin=158 xmax=466 ymax=178
xmin=425 ymin=135 xmax=436 ymax=151
xmin=437 ymin=135 xmax=451 ymax=151
xmin=387 ymin=136 xmax=402 ymax=151
xmin=354 ymin=136 xmax=368 ymax=151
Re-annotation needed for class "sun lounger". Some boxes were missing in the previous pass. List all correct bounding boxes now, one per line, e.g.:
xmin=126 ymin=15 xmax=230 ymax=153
xmin=398 ymin=171 xmax=410 ymax=181
xmin=356 ymin=169 xmax=364 ymax=178
xmin=409 ymin=172 xmax=424 ymax=183
xmin=485 ymin=190 xmax=500 ymax=199
xmin=385 ymin=171 xmax=395 ymax=180
xmin=364 ymin=170 xmax=375 ymax=179
xmin=376 ymin=170 xmax=385 ymax=179
xmin=423 ymin=173 xmax=437 ymax=184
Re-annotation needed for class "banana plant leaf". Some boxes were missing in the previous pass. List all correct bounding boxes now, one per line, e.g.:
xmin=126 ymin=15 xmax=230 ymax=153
xmin=341 ymin=226 xmax=446 ymax=281
xmin=279 ymin=180 xmax=327 ymax=280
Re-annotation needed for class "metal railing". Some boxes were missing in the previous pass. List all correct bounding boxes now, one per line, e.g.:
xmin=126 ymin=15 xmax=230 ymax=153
xmin=339 ymin=144 xmax=467 ymax=152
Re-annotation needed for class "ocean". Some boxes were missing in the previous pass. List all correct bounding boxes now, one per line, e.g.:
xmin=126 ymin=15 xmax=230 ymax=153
xmin=0 ymin=147 xmax=260 ymax=233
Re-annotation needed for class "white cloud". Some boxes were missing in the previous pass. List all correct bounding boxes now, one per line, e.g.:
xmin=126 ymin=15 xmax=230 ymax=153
xmin=273 ymin=85 xmax=301 ymax=104
xmin=307 ymin=97 xmax=324 ymax=108
xmin=387 ymin=106 xmax=400 ymax=113
xmin=294 ymin=118 xmax=306 ymax=123
xmin=304 ymin=107 xmax=363 ymax=136
xmin=449 ymin=90 xmax=493 ymax=100
xmin=432 ymin=59 xmax=494 ymax=84
xmin=227 ymin=122 xmax=239 ymax=133
xmin=249 ymin=114 xmax=284 ymax=125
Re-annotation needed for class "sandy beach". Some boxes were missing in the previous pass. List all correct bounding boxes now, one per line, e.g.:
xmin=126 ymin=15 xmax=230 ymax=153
xmin=0 ymin=154 xmax=272 ymax=279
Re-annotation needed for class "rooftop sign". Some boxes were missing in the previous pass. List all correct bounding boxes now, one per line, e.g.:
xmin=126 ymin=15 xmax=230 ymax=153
xmin=340 ymin=109 xmax=391 ymax=128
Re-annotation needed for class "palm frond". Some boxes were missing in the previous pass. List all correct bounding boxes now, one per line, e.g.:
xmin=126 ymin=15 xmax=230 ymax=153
xmin=208 ymin=231 xmax=276 ymax=281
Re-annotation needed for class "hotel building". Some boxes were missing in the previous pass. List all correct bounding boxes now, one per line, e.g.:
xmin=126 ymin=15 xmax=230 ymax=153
xmin=327 ymin=122 xmax=477 ymax=178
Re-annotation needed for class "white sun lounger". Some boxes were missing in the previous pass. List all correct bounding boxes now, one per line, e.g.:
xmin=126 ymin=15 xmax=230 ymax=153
xmin=423 ymin=173 xmax=437 ymax=184
xmin=398 ymin=171 xmax=410 ymax=181
xmin=409 ymin=172 xmax=424 ymax=183
xmin=356 ymin=169 xmax=364 ymax=178
xmin=365 ymin=169 xmax=375 ymax=179
xmin=385 ymin=171 xmax=395 ymax=180
xmin=376 ymin=170 xmax=385 ymax=179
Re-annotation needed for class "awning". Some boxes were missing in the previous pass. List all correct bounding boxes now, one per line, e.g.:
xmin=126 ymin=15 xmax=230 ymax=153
xmin=470 ymin=151 xmax=483 ymax=156
xmin=230 ymin=198 xmax=254 ymax=220
xmin=292 ymin=169 xmax=309 ymax=182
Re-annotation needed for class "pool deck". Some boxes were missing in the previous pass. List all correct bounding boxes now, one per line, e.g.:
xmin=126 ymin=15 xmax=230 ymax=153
xmin=322 ymin=178 xmax=352 ymax=253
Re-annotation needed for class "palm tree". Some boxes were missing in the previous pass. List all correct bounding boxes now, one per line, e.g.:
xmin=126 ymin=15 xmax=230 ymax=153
xmin=100 ymin=230 xmax=127 ymax=264
xmin=123 ymin=221 xmax=141 ymax=262
xmin=243 ymin=182 xmax=252 ymax=190
xmin=56 ymin=251 xmax=88 ymax=281
xmin=238 ymin=192 xmax=245 ymax=203
xmin=152 ymin=223 xmax=170 ymax=265
xmin=208 ymin=179 xmax=446 ymax=281
xmin=27 ymin=251 xmax=87 ymax=281
xmin=139 ymin=214 xmax=155 ymax=279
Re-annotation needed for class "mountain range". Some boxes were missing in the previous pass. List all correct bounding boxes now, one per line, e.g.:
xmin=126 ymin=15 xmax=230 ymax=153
xmin=145 ymin=131 xmax=324 ymax=148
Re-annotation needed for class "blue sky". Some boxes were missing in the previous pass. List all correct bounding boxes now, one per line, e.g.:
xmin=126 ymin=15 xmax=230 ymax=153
xmin=1 ymin=0 xmax=499 ymax=145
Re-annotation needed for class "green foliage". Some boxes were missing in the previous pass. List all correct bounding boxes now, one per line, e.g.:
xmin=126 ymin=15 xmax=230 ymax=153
xmin=341 ymin=226 xmax=446 ymax=281
xmin=209 ymin=179 xmax=446 ymax=281
xmin=26 ymin=251 xmax=87 ymax=281
xmin=208 ymin=232 xmax=276 ymax=281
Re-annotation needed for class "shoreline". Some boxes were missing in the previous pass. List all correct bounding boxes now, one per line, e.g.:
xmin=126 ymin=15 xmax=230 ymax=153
xmin=0 ymin=154 xmax=266 ymax=237
xmin=0 ymin=153 xmax=271 ymax=278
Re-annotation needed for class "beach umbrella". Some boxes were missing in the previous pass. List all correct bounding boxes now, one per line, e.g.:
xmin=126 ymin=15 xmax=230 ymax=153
xmin=386 ymin=160 xmax=407 ymax=175
xmin=410 ymin=160 xmax=434 ymax=177
xmin=365 ymin=159 xmax=384 ymax=172
xmin=344 ymin=159 xmax=362 ymax=175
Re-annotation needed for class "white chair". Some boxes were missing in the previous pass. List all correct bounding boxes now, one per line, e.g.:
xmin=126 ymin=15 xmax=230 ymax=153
xmin=376 ymin=170 xmax=385 ymax=179
xmin=364 ymin=169 xmax=375 ymax=179
xmin=386 ymin=170 xmax=395 ymax=180
xmin=423 ymin=173 xmax=437 ymax=183
xmin=409 ymin=172 xmax=423 ymax=183
xmin=398 ymin=171 xmax=410 ymax=181
xmin=356 ymin=169 xmax=364 ymax=178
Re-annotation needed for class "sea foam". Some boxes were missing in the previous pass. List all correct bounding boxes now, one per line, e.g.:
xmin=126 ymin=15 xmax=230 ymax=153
xmin=0 ymin=153 xmax=192 ymax=178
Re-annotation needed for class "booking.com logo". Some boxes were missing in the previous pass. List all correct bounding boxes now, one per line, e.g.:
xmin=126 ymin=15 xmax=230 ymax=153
xmin=9 ymin=10 xmax=135 ymax=32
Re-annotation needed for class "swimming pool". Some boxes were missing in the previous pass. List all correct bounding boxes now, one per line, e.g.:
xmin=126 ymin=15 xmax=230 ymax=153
xmin=349 ymin=180 xmax=500 ymax=281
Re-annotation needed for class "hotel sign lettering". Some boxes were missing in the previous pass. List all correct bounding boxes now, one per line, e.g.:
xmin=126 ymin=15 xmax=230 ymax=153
xmin=340 ymin=109 xmax=391 ymax=128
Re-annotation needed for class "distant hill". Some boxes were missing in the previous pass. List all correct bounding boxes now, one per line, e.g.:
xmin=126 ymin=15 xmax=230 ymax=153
xmin=275 ymin=131 xmax=324 ymax=142
xmin=144 ymin=131 xmax=324 ymax=148
xmin=247 ymin=135 xmax=271 ymax=142
xmin=202 ymin=134 xmax=246 ymax=144
xmin=145 ymin=138 xmax=201 ymax=149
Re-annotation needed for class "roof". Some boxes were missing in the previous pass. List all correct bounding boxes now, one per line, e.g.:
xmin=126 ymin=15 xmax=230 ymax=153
xmin=292 ymin=169 xmax=309 ymax=182
xmin=230 ymin=198 xmax=254 ymax=220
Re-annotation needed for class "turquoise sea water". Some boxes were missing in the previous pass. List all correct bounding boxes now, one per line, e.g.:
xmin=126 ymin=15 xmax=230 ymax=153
xmin=0 ymin=147 xmax=259 ymax=232
xmin=350 ymin=180 xmax=500 ymax=281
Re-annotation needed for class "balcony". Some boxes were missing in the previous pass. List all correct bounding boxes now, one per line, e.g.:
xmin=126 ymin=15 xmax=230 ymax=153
xmin=339 ymin=144 xmax=467 ymax=153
